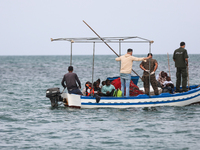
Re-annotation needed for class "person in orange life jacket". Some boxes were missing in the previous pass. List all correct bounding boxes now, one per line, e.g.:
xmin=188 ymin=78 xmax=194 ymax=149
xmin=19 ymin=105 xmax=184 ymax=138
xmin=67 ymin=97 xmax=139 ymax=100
xmin=82 ymin=81 xmax=91 ymax=96
xmin=84 ymin=81 xmax=101 ymax=103
xmin=101 ymin=79 xmax=115 ymax=96
xmin=85 ymin=82 xmax=92 ymax=96
xmin=61 ymin=66 xmax=82 ymax=95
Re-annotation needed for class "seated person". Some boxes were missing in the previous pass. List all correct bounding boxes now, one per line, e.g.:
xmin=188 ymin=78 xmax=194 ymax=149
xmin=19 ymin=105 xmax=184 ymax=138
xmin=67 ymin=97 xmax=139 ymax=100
xmin=162 ymin=76 xmax=174 ymax=94
xmin=93 ymin=81 xmax=103 ymax=96
xmin=92 ymin=82 xmax=102 ymax=103
xmin=101 ymin=79 xmax=115 ymax=96
xmin=157 ymin=71 xmax=167 ymax=87
xmin=82 ymin=81 xmax=92 ymax=96
xmin=102 ymin=81 xmax=106 ymax=87
xmin=96 ymin=78 xmax=101 ymax=85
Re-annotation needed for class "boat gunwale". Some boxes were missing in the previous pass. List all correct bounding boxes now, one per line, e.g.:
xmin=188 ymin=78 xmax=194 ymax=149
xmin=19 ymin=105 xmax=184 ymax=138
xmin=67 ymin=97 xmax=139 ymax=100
xmin=80 ymin=85 xmax=200 ymax=100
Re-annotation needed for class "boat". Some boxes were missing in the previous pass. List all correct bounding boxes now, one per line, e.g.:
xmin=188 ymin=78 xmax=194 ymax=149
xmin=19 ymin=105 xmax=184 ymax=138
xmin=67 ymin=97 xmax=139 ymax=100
xmin=46 ymin=33 xmax=200 ymax=108
xmin=46 ymin=76 xmax=200 ymax=108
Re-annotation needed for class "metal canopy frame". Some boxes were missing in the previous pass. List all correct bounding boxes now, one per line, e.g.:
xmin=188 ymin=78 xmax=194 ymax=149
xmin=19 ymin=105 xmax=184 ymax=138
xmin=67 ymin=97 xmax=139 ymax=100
xmin=51 ymin=36 xmax=153 ymax=43
xmin=51 ymin=36 xmax=153 ymax=93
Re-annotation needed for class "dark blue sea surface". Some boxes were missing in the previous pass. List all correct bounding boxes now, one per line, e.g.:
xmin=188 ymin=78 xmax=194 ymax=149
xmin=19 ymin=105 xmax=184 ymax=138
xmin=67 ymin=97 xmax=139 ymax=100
xmin=0 ymin=55 xmax=200 ymax=149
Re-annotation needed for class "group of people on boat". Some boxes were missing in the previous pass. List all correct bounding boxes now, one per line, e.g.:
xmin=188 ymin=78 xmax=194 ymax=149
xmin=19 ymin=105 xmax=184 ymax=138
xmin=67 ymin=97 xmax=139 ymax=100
xmin=61 ymin=41 xmax=189 ymax=98
xmin=82 ymin=79 xmax=116 ymax=97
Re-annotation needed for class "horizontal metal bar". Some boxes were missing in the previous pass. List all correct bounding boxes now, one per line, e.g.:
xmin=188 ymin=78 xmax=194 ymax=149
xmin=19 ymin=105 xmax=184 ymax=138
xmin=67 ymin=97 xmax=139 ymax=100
xmin=68 ymin=41 xmax=151 ymax=43
xmin=51 ymin=36 xmax=152 ymax=43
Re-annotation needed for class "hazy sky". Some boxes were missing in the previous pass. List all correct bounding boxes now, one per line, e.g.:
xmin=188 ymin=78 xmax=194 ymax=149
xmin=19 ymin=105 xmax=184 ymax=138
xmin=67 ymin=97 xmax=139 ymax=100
xmin=1 ymin=0 xmax=200 ymax=55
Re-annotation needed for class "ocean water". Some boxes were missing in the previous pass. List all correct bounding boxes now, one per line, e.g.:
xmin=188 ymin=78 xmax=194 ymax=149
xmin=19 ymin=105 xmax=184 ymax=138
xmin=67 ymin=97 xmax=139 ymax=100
xmin=1 ymin=54 xmax=200 ymax=149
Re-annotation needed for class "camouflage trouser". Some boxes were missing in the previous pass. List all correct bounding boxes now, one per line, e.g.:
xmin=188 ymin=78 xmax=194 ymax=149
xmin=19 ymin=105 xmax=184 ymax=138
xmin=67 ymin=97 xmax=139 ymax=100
xmin=142 ymin=75 xmax=159 ymax=95
xmin=176 ymin=67 xmax=187 ymax=91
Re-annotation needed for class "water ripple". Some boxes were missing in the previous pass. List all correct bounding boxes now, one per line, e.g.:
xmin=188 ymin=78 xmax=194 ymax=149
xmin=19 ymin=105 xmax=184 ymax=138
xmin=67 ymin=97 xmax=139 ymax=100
xmin=1 ymin=55 xmax=200 ymax=149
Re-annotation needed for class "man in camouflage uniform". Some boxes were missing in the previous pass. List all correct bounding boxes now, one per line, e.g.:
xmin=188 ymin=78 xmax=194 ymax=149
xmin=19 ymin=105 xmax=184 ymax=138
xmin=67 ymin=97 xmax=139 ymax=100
xmin=173 ymin=42 xmax=189 ymax=92
xmin=140 ymin=53 xmax=159 ymax=95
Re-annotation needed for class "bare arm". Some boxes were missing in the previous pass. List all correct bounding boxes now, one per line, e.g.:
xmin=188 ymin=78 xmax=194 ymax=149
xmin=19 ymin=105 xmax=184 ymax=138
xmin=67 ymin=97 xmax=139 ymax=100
xmin=144 ymin=55 xmax=151 ymax=60
xmin=61 ymin=76 xmax=66 ymax=88
xmin=115 ymin=57 xmax=121 ymax=61
xmin=140 ymin=63 xmax=146 ymax=71
xmin=154 ymin=62 xmax=158 ymax=72
xmin=185 ymin=58 xmax=188 ymax=66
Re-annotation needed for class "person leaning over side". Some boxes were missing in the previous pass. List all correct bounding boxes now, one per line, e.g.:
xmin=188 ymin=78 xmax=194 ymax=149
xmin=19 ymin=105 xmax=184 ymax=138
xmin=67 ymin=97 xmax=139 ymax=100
xmin=140 ymin=53 xmax=159 ymax=95
xmin=115 ymin=48 xmax=151 ymax=97
xmin=173 ymin=42 xmax=189 ymax=92
xmin=61 ymin=66 xmax=82 ymax=95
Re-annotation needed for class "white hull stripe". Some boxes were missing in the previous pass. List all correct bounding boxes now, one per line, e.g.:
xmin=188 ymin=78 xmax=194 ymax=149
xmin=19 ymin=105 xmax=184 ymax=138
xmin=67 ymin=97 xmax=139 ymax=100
xmin=81 ymin=93 xmax=200 ymax=106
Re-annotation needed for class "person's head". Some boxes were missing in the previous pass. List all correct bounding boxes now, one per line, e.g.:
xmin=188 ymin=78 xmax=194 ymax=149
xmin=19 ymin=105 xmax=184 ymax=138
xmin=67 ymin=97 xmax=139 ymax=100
xmin=147 ymin=53 xmax=153 ymax=58
xmin=68 ymin=66 xmax=73 ymax=72
xmin=102 ymin=81 xmax=106 ymax=86
xmin=93 ymin=82 xmax=97 ymax=87
xmin=105 ymin=79 xmax=111 ymax=86
xmin=127 ymin=48 xmax=133 ymax=55
xmin=96 ymin=79 xmax=100 ymax=85
xmin=180 ymin=42 xmax=185 ymax=48
xmin=166 ymin=76 xmax=171 ymax=81
xmin=161 ymin=71 xmax=166 ymax=78
xmin=164 ymin=72 xmax=168 ymax=77
xmin=93 ymin=81 xmax=99 ymax=88
xmin=85 ymin=81 xmax=91 ymax=87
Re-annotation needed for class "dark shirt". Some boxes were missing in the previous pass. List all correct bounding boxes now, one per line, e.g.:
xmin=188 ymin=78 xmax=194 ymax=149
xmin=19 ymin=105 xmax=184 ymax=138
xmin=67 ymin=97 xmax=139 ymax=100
xmin=94 ymin=87 xmax=101 ymax=92
xmin=173 ymin=47 xmax=188 ymax=68
xmin=140 ymin=58 xmax=157 ymax=76
xmin=61 ymin=72 xmax=81 ymax=90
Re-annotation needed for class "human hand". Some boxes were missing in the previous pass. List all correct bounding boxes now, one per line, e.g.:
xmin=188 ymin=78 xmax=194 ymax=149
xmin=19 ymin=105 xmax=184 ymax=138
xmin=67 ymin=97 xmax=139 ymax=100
xmin=150 ymin=71 xmax=155 ymax=75
xmin=145 ymin=70 xmax=150 ymax=73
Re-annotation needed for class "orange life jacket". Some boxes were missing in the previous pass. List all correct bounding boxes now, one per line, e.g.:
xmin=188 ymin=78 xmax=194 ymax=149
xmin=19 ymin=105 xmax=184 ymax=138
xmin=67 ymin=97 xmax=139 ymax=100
xmin=86 ymin=84 xmax=92 ymax=96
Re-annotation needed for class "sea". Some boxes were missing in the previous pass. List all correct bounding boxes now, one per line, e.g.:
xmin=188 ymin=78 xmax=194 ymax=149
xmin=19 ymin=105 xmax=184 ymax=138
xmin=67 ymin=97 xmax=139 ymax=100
xmin=1 ymin=54 xmax=200 ymax=150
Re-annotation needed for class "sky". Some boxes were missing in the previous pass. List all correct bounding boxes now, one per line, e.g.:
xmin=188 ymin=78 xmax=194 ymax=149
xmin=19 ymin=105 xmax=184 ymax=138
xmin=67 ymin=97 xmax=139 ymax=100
xmin=0 ymin=0 xmax=200 ymax=55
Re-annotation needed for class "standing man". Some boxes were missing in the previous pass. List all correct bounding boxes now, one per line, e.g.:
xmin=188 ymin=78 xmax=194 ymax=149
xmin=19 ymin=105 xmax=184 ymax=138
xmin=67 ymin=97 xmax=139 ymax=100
xmin=173 ymin=42 xmax=189 ymax=92
xmin=115 ymin=48 xmax=150 ymax=97
xmin=140 ymin=53 xmax=159 ymax=95
xmin=61 ymin=66 xmax=82 ymax=95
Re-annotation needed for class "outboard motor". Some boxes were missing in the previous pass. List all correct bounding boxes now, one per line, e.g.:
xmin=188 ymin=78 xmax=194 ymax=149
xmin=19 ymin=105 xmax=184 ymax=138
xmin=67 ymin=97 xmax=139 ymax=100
xmin=46 ymin=87 xmax=63 ymax=107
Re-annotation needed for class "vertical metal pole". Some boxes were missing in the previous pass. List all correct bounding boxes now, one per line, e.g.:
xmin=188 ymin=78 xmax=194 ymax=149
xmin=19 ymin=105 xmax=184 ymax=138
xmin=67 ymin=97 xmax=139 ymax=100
xmin=70 ymin=41 xmax=73 ymax=66
xmin=119 ymin=39 xmax=122 ymax=73
xmin=149 ymin=42 xmax=151 ymax=96
xmin=92 ymin=42 xmax=95 ymax=85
